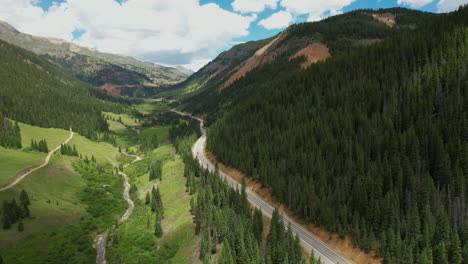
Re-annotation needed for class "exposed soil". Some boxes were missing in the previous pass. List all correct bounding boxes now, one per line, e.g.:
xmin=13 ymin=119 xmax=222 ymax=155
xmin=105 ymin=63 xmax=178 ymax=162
xmin=290 ymin=43 xmax=331 ymax=68
xmin=205 ymin=151 xmax=383 ymax=264
xmin=372 ymin=13 xmax=396 ymax=27
xmin=98 ymin=83 xmax=138 ymax=97
xmin=218 ymin=33 xmax=286 ymax=91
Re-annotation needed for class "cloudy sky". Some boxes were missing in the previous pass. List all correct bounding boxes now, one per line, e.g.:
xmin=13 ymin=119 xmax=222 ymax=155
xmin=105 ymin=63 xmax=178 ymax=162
xmin=0 ymin=0 xmax=466 ymax=71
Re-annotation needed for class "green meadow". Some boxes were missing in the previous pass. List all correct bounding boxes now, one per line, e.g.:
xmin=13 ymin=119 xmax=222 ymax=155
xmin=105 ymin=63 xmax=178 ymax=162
xmin=103 ymin=112 xmax=140 ymax=127
xmin=0 ymin=147 xmax=44 ymax=186
xmin=0 ymin=155 xmax=87 ymax=252
xmin=18 ymin=121 xmax=70 ymax=149
xmin=107 ymin=145 xmax=200 ymax=263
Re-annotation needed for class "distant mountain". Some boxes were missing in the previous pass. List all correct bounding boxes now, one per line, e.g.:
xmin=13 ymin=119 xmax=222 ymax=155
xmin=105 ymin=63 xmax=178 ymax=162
xmin=167 ymin=7 xmax=436 ymax=120
xmin=0 ymin=38 xmax=139 ymax=138
xmin=0 ymin=20 xmax=191 ymax=97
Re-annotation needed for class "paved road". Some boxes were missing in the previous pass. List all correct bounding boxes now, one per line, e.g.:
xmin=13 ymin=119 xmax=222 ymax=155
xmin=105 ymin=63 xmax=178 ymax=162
xmin=93 ymin=149 xmax=141 ymax=264
xmin=172 ymin=109 xmax=352 ymax=264
xmin=0 ymin=128 xmax=74 ymax=192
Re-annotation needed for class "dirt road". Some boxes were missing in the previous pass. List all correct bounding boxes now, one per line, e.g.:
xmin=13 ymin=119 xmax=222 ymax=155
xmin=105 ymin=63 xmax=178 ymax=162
xmin=0 ymin=128 xmax=74 ymax=192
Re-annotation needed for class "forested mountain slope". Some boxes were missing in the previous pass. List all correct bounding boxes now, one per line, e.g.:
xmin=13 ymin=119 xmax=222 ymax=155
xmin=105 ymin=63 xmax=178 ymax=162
xmin=0 ymin=20 xmax=191 ymax=97
xmin=172 ymin=8 xmax=435 ymax=122
xmin=207 ymin=6 xmax=467 ymax=263
xmin=0 ymin=39 xmax=130 ymax=138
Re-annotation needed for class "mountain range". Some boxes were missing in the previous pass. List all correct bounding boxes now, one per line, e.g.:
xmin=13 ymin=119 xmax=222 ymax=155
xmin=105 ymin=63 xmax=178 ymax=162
xmin=0 ymin=20 xmax=192 ymax=97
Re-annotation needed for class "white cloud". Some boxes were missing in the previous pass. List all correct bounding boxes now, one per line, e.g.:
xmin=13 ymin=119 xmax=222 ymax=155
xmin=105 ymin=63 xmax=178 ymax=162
xmin=280 ymin=0 xmax=355 ymax=23
xmin=258 ymin=11 xmax=293 ymax=29
xmin=174 ymin=58 xmax=212 ymax=72
xmin=397 ymin=0 xmax=434 ymax=8
xmin=437 ymin=0 xmax=467 ymax=12
xmin=0 ymin=0 xmax=257 ymax=70
xmin=232 ymin=0 xmax=278 ymax=13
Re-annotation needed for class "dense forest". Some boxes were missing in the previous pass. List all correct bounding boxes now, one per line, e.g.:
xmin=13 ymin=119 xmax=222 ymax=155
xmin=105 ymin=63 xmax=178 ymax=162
xmin=170 ymin=118 xmax=310 ymax=264
xmin=207 ymin=7 xmax=467 ymax=263
xmin=179 ymin=8 xmax=436 ymax=122
xmin=0 ymin=39 xmax=137 ymax=138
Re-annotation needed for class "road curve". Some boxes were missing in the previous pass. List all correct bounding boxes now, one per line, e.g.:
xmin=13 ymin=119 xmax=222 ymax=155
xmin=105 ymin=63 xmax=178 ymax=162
xmin=93 ymin=149 xmax=141 ymax=264
xmin=0 ymin=128 xmax=74 ymax=192
xmin=171 ymin=109 xmax=352 ymax=264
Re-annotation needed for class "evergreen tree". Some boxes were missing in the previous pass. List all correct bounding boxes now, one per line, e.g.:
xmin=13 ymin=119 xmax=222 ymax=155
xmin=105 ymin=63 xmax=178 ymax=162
xmin=253 ymin=208 xmax=263 ymax=243
xmin=154 ymin=220 xmax=163 ymax=238
xmin=145 ymin=192 xmax=150 ymax=205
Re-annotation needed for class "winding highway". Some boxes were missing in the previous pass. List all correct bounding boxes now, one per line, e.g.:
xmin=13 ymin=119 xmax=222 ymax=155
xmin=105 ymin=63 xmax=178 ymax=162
xmin=172 ymin=109 xmax=352 ymax=264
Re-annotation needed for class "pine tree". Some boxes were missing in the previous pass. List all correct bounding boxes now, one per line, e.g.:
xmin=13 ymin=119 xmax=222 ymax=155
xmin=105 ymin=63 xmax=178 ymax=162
xmin=145 ymin=192 xmax=151 ymax=205
xmin=200 ymin=229 xmax=211 ymax=262
xmin=154 ymin=220 xmax=163 ymax=238
xmin=449 ymin=233 xmax=463 ymax=264
xmin=434 ymin=242 xmax=449 ymax=264
xmin=221 ymin=239 xmax=235 ymax=264
xmin=253 ymin=208 xmax=263 ymax=243
xmin=19 ymin=190 xmax=30 ymax=206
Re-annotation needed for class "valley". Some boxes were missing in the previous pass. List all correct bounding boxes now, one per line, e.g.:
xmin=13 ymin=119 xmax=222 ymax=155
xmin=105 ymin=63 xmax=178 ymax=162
xmin=0 ymin=4 xmax=466 ymax=264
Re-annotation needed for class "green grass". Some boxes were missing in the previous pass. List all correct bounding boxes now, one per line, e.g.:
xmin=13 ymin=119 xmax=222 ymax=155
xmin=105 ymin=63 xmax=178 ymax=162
xmin=2 ymin=160 xmax=128 ymax=264
xmin=107 ymin=119 xmax=127 ymax=131
xmin=140 ymin=126 xmax=170 ymax=145
xmin=103 ymin=112 xmax=140 ymax=127
xmin=0 ymin=147 xmax=45 ymax=186
xmin=134 ymin=101 xmax=169 ymax=115
xmin=0 ymin=155 xmax=87 ymax=253
xmin=113 ymin=128 xmax=140 ymax=149
xmin=67 ymin=133 xmax=121 ymax=166
xmin=107 ymin=145 xmax=200 ymax=263
xmin=18 ymin=121 xmax=70 ymax=149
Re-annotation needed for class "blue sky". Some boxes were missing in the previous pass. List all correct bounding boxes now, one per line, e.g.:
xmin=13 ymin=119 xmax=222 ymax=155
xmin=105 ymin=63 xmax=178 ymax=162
xmin=0 ymin=0 xmax=463 ymax=70
xmin=37 ymin=0 xmax=441 ymax=42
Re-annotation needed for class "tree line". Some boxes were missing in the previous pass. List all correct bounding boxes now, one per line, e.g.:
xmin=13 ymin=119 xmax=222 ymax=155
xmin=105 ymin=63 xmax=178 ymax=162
xmin=30 ymin=139 xmax=48 ymax=153
xmin=60 ymin=143 xmax=79 ymax=157
xmin=207 ymin=7 xmax=468 ymax=263
xmin=0 ymin=115 xmax=21 ymax=149
xmin=2 ymin=190 xmax=31 ymax=231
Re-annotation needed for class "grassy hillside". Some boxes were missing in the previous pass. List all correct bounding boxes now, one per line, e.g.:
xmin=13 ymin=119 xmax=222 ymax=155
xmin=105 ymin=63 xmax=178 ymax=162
xmin=0 ymin=147 xmax=44 ymax=186
xmin=107 ymin=145 xmax=200 ymax=263
xmin=0 ymin=121 xmax=71 ymax=187
xmin=18 ymin=122 xmax=70 ymax=149
xmin=0 ymin=119 xmax=124 ymax=252
xmin=0 ymin=155 xmax=88 ymax=252
xmin=67 ymin=133 xmax=121 ymax=165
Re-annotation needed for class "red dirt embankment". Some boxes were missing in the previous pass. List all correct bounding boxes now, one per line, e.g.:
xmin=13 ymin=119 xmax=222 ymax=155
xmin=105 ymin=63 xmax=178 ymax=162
xmin=98 ymin=83 xmax=138 ymax=96
xmin=218 ymin=33 xmax=286 ymax=91
xmin=290 ymin=43 xmax=331 ymax=68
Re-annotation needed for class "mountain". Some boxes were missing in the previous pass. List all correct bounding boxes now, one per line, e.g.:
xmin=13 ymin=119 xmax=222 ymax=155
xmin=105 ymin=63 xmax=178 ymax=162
xmin=0 ymin=38 xmax=137 ymax=138
xmin=168 ymin=8 xmax=436 ymax=121
xmin=206 ymin=6 xmax=467 ymax=264
xmin=0 ymin=20 xmax=191 ymax=97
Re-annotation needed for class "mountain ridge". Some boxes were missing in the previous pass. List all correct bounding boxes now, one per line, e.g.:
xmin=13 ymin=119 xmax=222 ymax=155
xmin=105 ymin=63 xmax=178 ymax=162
xmin=0 ymin=20 xmax=193 ymax=97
